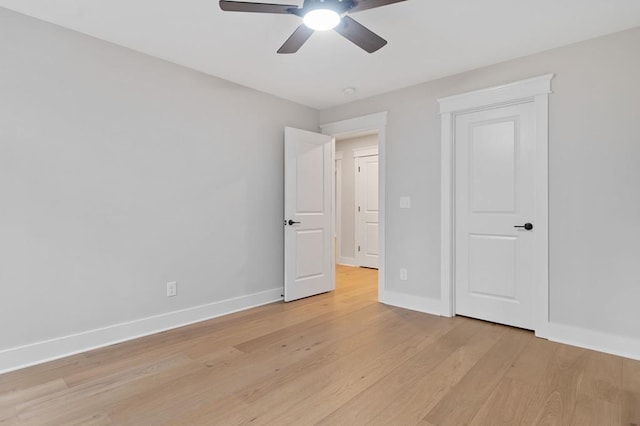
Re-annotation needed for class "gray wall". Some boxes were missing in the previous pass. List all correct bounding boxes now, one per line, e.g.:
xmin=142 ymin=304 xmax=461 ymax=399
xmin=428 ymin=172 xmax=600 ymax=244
xmin=0 ymin=8 xmax=317 ymax=351
xmin=320 ymin=27 xmax=640 ymax=339
xmin=336 ymin=134 xmax=378 ymax=261
xmin=2 ymin=4 xmax=639 ymax=355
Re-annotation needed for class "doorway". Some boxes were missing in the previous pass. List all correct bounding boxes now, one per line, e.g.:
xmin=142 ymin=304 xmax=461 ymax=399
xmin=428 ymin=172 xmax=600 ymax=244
xmin=335 ymin=135 xmax=379 ymax=269
xmin=321 ymin=112 xmax=387 ymax=299
xmin=283 ymin=113 xmax=387 ymax=302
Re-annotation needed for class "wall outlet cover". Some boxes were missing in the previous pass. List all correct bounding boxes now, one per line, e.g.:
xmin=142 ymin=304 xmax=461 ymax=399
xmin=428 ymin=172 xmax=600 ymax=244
xmin=400 ymin=268 xmax=408 ymax=281
xmin=166 ymin=281 xmax=177 ymax=297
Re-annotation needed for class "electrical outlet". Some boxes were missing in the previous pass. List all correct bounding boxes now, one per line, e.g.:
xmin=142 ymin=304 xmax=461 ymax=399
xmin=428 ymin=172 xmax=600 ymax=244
xmin=400 ymin=196 xmax=411 ymax=209
xmin=166 ymin=281 xmax=177 ymax=297
xmin=400 ymin=268 xmax=408 ymax=281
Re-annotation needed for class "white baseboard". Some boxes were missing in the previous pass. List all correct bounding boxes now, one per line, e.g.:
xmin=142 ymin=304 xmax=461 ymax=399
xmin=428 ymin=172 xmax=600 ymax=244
xmin=5 ymin=287 xmax=636 ymax=376
xmin=0 ymin=287 xmax=283 ymax=375
xmin=337 ymin=256 xmax=357 ymax=267
xmin=379 ymin=290 xmax=640 ymax=361
xmin=379 ymin=290 xmax=444 ymax=316
xmin=541 ymin=322 xmax=640 ymax=361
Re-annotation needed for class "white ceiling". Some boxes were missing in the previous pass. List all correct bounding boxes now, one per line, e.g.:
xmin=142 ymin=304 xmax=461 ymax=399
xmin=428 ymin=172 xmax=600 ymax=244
xmin=2 ymin=0 xmax=640 ymax=109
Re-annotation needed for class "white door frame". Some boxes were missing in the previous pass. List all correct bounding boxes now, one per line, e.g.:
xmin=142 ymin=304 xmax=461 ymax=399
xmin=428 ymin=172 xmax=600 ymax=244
xmin=320 ymin=112 xmax=387 ymax=300
xmin=438 ymin=74 xmax=553 ymax=337
xmin=334 ymin=152 xmax=346 ymax=265
xmin=353 ymin=147 xmax=379 ymax=268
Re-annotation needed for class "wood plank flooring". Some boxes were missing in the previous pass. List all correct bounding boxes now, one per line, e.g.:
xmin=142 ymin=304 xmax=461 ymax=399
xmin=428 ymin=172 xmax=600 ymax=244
xmin=1 ymin=265 xmax=639 ymax=425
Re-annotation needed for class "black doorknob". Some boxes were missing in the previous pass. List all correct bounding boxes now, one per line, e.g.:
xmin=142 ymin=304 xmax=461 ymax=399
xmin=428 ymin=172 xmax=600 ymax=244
xmin=514 ymin=223 xmax=534 ymax=230
xmin=288 ymin=220 xmax=301 ymax=226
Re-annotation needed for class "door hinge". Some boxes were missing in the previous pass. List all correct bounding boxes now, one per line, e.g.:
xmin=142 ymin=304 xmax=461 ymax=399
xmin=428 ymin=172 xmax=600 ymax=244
xmin=358 ymin=166 xmax=361 ymax=172
xmin=358 ymin=246 xmax=361 ymax=252
xmin=358 ymin=206 xmax=361 ymax=212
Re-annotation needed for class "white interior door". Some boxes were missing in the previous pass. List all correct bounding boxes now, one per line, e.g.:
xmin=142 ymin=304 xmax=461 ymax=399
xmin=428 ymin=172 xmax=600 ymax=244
xmin=356 ymin=154 xmax=379 ymax=269
xmin=284 ymin=127 xmax=334 ymax=302
xmin=455 ymin=102 xmax=536 ymax=329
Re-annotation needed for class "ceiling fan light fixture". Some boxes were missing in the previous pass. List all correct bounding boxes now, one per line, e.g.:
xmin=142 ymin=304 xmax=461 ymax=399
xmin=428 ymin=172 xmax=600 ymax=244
xmin=303 ymin=9 xmax=341 ymax=31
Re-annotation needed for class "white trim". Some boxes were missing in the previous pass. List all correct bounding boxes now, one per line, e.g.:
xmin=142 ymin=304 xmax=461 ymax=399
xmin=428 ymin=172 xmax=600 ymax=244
xmin=335 ymin=155 xmax=343 ymax=258
xmin=337 ymin=256 xmax=357 ymax=267
xmin=353 ymin=146 xmax=378 ymax=158
xmin=379 ymin=290 xmax=444 ymax=317
xmin=321 ymin=112 xmax=387 ymax=301
xmin=331 ymin=138 xmax=336 ymax=292
xmin=533 ymin=92 xmax=550 ymax=337
xmin=439 ymin=75 xmax=553 ymax=334
xmin=545 ymin=323 xmax=640 ymax=361
xmin=440 ymin=112 xmax=454 ymax=317
xmin=438 ymin=74 xmax=554 ymax=114
xmin=355 ymin=156 xmax=361 ymax=267
xmin=0 ymin=288 xmax=283 ymax=374
xmin=320 ymin=112 xmax=387 ymax=136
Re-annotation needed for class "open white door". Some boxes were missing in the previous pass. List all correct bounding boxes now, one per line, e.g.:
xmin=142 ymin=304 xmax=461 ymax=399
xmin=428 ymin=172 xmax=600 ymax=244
xmin=284 ymin=127 xmax=334 ymax=302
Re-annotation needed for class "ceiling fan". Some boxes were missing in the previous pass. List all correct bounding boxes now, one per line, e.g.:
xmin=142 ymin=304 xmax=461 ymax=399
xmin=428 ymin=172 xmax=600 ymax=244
xmin=219 ymin=0 xmax=407 ymax=54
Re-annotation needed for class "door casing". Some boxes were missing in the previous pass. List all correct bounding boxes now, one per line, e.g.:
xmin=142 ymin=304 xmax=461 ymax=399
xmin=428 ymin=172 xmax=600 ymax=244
xmin=335 ymin=152 xmax=343 ymax=265
xmin=439 ymin=74 xmax=553 ymax=337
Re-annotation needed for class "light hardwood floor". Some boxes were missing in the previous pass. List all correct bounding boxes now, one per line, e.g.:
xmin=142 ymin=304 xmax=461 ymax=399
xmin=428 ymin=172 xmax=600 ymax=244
xmin=1 ymin=265 xmax=639 ymax=425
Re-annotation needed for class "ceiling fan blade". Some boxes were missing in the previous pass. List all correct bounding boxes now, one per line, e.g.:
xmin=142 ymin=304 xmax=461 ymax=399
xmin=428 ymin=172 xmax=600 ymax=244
xmin=219 ymin=1 xmax=299 ymax=14
xmin=278 ymin=24 xmax=315 ymax=54
xmin=333 ymin=16 xmax=387 ymax=53
xmin=349 ymin=0 xmax=407 ymax=13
